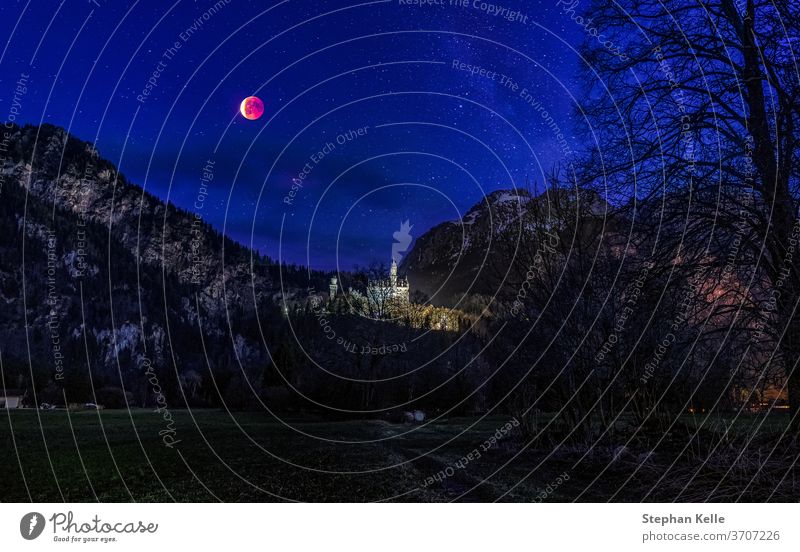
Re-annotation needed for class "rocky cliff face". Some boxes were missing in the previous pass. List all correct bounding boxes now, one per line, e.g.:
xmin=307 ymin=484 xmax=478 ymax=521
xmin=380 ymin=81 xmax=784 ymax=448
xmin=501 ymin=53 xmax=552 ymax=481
xmin=400 ymin=187 xmax=611 ymax=305
xmin=0 ymin=124 xmax=300 ymax=405
xmin=399 ymin=189 xmax=534 ymax=303
xmin=9 ymin=124 xmax=269 ymax=290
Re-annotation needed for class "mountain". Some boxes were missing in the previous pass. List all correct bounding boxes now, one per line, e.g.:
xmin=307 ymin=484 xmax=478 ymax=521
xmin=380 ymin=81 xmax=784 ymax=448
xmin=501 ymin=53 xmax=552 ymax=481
xmin=0 ymin=124 xmax=321 ymax=406
xmin=399 ymin=189 xmax=532 ymax=303
xmin=400 ymin=187 xmax=611 ymax=305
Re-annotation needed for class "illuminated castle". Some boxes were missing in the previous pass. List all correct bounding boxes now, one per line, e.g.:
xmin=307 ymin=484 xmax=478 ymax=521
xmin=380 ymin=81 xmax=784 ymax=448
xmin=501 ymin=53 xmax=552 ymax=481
xmin=327 ymin=260 xmax=409 ymax=317
xmin=366 ymin=260 xmax=410 ymax=305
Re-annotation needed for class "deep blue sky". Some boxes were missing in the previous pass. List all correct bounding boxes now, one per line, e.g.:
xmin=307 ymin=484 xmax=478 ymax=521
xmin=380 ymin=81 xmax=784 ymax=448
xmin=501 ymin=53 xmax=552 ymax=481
xmin=0 ymin=0 xmax=584 ymax=270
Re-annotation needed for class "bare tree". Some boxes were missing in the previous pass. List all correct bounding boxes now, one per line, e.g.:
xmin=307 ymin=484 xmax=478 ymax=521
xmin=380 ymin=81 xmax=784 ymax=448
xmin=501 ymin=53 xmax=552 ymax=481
xmin=576 ymin=0 xmax=800 ymax=433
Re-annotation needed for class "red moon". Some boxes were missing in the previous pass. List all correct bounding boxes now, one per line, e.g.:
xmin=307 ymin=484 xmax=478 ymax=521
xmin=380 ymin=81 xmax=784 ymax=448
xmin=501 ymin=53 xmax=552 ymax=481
xmin=240 ymin=96 xmax=264 ymax=120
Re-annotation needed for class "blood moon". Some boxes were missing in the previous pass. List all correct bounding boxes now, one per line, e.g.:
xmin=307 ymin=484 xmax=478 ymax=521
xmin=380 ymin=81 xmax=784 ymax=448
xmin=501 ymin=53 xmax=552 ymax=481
xmin=239 ymin=96 xmax=264 ymax=120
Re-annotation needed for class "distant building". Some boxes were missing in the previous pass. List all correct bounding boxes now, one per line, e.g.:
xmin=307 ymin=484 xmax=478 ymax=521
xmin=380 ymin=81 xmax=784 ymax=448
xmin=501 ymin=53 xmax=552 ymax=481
xmin=0 ymin=389 xmax=26 ymax=409
xmin=329 ymin=276 xmax=339 ymax=299
xmin=366 ymin=260 xmax=409 ymax=307
xmin=327 ymin=260 xmax=410 ymax=316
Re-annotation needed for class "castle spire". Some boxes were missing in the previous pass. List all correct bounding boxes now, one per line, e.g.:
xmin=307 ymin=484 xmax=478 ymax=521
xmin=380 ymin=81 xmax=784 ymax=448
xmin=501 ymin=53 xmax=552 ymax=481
xmin=329 ymin=276 xmax=338 ymax=298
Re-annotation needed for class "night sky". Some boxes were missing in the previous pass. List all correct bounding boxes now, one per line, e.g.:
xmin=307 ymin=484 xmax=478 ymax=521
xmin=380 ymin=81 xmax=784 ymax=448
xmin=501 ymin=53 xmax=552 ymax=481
xmin=0 ymin=0 xmax=583 ymax=270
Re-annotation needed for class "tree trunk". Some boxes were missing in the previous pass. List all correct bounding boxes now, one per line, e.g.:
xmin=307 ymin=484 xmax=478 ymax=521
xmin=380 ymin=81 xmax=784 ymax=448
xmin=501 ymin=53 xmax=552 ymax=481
xmin=735 ymin=0 xmax=800 ymax=437
xmin=782 ymin=313 xmax=800 ymax=436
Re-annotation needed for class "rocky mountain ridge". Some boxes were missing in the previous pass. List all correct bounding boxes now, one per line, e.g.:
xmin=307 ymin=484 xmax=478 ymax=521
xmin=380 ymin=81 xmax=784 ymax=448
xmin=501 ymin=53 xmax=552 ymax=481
xmin=0 ymin=124 xmax=313 ymax=405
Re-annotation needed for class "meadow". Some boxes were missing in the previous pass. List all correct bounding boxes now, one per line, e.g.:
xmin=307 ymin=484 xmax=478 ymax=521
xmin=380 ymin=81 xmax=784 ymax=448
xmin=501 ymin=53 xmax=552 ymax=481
xmin=1 ymin=409 xmax=794 ymax=502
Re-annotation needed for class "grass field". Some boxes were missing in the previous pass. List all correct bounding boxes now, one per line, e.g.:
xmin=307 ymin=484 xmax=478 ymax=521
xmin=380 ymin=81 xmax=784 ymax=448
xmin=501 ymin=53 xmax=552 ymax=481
xmin=0 ymin=409 xmax=555 ymax=502
xmin=1 ymin=409 xmax=795 ymax=502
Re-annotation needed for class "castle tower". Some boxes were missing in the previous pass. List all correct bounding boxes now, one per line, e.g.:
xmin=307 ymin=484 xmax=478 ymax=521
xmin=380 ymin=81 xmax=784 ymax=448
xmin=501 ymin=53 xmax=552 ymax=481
xmin=329 ymin=276 xmax=338 ymax=298
xmin=390 ymin=260 xmax=398 ymax=286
